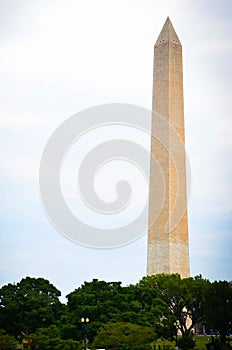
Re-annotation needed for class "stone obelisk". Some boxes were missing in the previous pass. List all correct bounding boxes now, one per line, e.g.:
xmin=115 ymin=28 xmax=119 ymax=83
xmin=147 ymin=17 xmax=190 ymax=278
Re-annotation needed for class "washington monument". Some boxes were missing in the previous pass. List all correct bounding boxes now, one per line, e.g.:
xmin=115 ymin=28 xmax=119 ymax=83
xmin=147 ymin=18 xmax=190 ymax=278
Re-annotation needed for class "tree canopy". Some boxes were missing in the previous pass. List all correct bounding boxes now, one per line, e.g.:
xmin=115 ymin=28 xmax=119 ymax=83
xmin=0 ymin=277 xmax=62 ymax=336
xmin=204 ymin=280 xmax=232 ymax=340
xmin=139 ymin=274 xmax=210 ymax=335
xmin=93 ymin=322 xmax=155 ymax=350
xmin=0 ymin=274 xmax=231 ymax=349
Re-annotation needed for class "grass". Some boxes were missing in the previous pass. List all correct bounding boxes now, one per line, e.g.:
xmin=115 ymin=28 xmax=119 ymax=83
xmin=156 ymin=335 xmax=210 ymax=350
xmin=194 ymin=336 xmax=210 ymax=349
xmin=156 ymin=335 xmax=232 ymax=350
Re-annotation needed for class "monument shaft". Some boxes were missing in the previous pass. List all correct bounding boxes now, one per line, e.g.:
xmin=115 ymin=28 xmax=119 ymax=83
xmin=147 ymin=18 xmax=190 ymax=278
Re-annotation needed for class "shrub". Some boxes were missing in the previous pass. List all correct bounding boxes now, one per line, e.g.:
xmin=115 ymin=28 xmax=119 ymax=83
xmin=176 ymin=336 xmax=195 ymax=350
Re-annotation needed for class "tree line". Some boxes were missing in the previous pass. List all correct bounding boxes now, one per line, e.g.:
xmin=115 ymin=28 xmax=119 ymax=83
xmin=0 ymin=274 xmax=231 ymax=350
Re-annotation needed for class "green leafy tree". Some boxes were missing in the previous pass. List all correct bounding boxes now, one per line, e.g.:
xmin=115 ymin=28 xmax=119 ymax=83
xmin=135 ymin=279 xmax=176 ymax=339
xmin=0 ymin=277 xmax=62 ymax=336
xmin=93 ymin=322 xmax=154 ymax=350
xmin=0 ymin=329 xmax=17 ymax=350
xmin=66 ymin=279 xmax=144 ymax=341
xmin=67 ymin=278 xmax=177 ymax=341
xmin=139 ymin=274 xmax=209 ymax=336
xmin=58 ymin=313 xmax=78 ymax=340
xmin=204 ymin=280 xmax=232 ymax=342
xmin=30 ymin=325 xmax=79 ymax=350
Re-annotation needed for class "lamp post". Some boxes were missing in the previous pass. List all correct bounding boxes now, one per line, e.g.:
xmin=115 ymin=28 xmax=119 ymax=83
xmin=81 ymin=317 xmax=89 ymax=350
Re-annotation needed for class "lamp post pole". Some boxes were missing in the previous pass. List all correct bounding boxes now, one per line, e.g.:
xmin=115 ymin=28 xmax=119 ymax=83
xmin=81 ymin=317 xmax=89 ymax=350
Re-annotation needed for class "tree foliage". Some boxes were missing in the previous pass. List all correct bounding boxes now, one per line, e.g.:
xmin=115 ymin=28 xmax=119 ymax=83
xmin=0 ymin=329 xmax=17 ymax=350
xmin=30 ymin=325 xmax=79 ymax=350
xmin=0 ymin=274 xmax=231 ymax=347
xmin=0 ymin=277 xmax=62 ymax=336
xmin=204 ymin=280 xmax=232 ymax=341
xmin=139 ymin=274 xmax=209 ymax=336
xmin=93 ymin=322 xmax=155 ymax=350
xmin=176 ymin=335 xmax=195 ymax=350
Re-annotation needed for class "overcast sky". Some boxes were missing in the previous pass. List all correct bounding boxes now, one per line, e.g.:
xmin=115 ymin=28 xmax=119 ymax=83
xmin=1 ymin=0 xmax=232 ymax=300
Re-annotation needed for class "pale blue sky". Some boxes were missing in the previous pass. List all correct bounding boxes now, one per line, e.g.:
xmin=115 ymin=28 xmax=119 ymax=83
xmin=0 ymin=0 xmax=232 ymax=300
